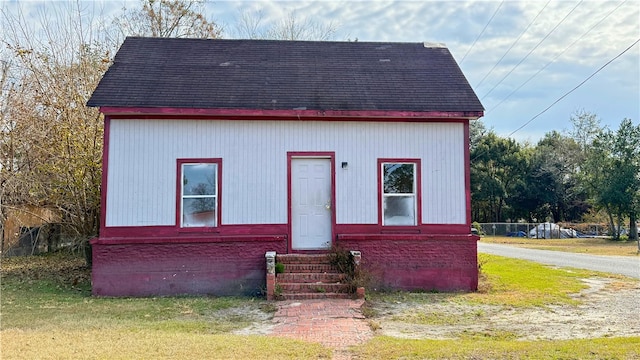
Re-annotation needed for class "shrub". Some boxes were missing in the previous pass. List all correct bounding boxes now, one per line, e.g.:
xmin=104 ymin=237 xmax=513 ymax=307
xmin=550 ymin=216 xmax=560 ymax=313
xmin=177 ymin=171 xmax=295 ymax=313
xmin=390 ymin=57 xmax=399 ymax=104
xmin=328 ymin=244 xmax=372 ymax=293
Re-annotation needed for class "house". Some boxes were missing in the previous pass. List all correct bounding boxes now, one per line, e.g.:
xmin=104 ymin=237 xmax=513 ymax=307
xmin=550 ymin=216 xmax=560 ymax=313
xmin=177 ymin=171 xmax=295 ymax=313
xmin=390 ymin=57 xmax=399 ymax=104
xmin=87 ymin=37 xmax=484 ymax=297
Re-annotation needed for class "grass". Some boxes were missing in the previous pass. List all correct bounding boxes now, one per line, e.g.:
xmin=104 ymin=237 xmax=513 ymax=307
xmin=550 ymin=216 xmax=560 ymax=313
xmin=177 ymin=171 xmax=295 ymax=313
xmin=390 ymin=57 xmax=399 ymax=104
xmin=370 ymin=254 xmax=626 ymax=309
xmin=390 ymin=311 xmax=467 ymax=326
xmin=359 ymin=253 xmax=639 ymax=359
xmin=480 ymin=236 xmax=639 ymax=256
xmin=2 ymin=250 xmax=638 ymax=359
xmin=468 ymin=253 xmax=604 ymax=307
xmin=3 ymin=330 xmax=332 ymax=360
xmin=1 ymin=252 xmax=331 ymax=359
xmin=351 ymin=336 xmax=640 ymax=359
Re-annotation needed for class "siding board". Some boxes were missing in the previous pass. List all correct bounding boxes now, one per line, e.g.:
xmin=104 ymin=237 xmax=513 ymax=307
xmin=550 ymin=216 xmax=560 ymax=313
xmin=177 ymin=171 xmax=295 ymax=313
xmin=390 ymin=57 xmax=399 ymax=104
xmin=106 ymin=120 xmax=466 ymax=227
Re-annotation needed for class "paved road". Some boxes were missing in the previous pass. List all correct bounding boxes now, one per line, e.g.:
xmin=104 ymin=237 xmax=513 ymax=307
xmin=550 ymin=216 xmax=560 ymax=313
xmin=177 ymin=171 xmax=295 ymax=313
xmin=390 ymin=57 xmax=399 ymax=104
xmin=478 ymin=242 xmax=640 ymax=279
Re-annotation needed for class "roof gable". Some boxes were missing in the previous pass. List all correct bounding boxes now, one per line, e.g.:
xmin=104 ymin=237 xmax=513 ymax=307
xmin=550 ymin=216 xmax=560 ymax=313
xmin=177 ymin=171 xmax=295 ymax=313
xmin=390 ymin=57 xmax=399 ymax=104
xmin=88 ymin=37 xmax=484 ymax=116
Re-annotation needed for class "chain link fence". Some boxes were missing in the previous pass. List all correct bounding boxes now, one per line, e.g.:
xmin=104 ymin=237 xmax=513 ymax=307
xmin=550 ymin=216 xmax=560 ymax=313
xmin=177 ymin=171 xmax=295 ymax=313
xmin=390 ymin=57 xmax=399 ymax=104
xmin=475 ymin=223 xmax=609 ymax=239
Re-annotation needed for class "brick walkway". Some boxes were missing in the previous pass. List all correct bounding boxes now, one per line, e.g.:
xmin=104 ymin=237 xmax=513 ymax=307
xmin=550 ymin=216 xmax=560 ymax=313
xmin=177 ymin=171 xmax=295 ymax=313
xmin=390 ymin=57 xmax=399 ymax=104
xmin=271 ymin=299 xmax=374 ymax=351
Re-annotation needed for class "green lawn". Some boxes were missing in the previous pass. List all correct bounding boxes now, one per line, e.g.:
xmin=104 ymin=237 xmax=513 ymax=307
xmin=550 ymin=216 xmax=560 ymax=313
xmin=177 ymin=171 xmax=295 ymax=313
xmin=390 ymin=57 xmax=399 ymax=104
xmin=352 ymin=336 xmax=640 ymax=359
xmin=0 ymin=253 xmax=330 ymax=359
xmin=2 ymin=251 xmax=638 ymax=359
xmin=480 ymin=235 xmax=639 ymax=256
xmin=357 ymin=254 xmax=638 ymax=359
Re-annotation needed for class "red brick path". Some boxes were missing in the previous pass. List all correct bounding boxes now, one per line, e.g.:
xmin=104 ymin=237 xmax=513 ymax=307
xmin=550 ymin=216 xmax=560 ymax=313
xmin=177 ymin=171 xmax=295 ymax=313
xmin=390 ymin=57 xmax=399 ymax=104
xmin=271 ymin=299 xmax=374 ymax=350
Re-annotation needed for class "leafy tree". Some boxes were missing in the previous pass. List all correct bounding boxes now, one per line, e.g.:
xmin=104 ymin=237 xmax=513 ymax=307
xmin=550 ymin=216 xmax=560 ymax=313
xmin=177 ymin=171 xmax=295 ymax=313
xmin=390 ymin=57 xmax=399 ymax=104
xmin=568 ymin=109 xmax=602 ymax=154
xmin=581 ymin=119 xmax=639 ymax=241
xmin=512 ymin=131 xmax=588 ymax=222
xmin=1 ymin=0 xmax=221 ymax=252
xmin=1 ymin=2 xmax=111 ymax=244
xmin=469 ymin=120 xmax=488 ymax=152
xmin=470 ymin=132 xmax=526 ymax=222
xmin=608 ymin=119 xmax=639 ymax=241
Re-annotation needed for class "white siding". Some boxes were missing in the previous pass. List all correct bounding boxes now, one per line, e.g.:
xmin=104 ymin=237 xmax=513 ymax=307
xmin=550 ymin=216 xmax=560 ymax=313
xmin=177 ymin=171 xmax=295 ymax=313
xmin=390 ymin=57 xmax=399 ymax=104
xmin=106 ymin=119 xmax=466 ymax=226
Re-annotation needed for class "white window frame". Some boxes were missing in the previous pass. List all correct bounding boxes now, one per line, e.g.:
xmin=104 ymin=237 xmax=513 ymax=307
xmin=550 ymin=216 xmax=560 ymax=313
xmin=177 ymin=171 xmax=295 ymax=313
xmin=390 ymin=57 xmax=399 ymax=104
xmin=178 ymin=159 xmax=220 ymax=229
xmin=380 ymin=161 xmax=419 ymax=226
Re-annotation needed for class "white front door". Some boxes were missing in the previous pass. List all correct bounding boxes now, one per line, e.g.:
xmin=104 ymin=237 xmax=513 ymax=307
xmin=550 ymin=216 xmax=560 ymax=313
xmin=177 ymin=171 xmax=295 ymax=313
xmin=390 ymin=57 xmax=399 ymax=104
xmin=291 ymin=158 xmax=332 ymax=250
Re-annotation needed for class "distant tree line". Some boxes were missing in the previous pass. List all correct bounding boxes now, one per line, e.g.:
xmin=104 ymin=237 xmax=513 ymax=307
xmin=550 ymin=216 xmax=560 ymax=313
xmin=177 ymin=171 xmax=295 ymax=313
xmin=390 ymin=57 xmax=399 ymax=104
xmin=470 ymin=111 xmax=639 ymax=241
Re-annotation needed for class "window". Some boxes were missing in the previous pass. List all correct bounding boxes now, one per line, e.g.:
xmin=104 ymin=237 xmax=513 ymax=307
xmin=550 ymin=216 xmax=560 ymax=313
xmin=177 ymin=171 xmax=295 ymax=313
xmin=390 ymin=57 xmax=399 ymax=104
xmin=178 ymin=159 xmax=221 ymax=228
xmin=380 ymin=160 xmax=419 ymax=226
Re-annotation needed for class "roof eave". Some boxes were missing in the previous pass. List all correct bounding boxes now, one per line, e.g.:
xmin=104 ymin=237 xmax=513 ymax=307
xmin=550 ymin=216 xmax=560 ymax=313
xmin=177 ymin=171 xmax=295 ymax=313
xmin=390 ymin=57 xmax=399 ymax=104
xmin=97 ymin=106 xmax=484 ymax=121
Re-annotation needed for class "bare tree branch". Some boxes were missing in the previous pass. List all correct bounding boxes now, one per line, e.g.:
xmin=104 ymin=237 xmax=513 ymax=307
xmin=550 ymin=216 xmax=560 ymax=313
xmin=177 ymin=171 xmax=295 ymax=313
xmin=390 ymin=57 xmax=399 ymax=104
xmin=234 ymin=9 xmax=339 ymax=41
xmin=114 ymin=0 xmax=222 ymax=40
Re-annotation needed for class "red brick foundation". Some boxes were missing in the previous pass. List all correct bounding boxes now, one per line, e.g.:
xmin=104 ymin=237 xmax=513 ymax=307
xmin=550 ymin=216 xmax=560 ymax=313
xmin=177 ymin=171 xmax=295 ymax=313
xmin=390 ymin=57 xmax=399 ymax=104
xmin=337 ymin=234 xmax=479 ymax=292
xmin=90 ymin=233 xmax=478 ymax=297
xmin=91 ymin=238 xmax=286 ymax=297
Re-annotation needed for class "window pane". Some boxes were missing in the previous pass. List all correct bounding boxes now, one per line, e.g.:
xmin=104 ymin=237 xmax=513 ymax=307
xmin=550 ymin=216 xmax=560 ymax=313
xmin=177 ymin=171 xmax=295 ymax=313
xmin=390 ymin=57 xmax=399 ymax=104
xmin=383 ymin=195 xmax=415 ymax=225
xmin=383 ymin=163 xmax=414 ymax=194
xmin=183 ymin=197 xmax=216 ymax=227
xmin=183 ymin=164 xmax=216 ymax=196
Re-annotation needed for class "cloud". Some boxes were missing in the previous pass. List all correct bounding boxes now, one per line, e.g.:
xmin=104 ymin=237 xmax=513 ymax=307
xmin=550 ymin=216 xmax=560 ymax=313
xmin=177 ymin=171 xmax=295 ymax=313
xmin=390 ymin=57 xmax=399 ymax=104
xmin=4 ymin=0 xmax=636 ymax=141
xmin=151 ymin=0 xmax=640 ymax=138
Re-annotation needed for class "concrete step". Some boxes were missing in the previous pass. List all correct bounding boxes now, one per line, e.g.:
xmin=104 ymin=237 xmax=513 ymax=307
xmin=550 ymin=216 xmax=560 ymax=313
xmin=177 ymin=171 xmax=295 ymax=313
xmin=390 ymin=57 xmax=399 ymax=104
xmin=276 ymin=254 xmax=332 ymax=264
xmin=279 ymin=292 xmax=354 ymax=300
xmin=279 ymin=263 xmax=337 ymax=273
xmin=277 ymin=272 xmax=345 ymax=283
xmin=278 ymin=282 xmax=350 ymax=293
xmin=272 ymin=252 xmax=358 ymax=300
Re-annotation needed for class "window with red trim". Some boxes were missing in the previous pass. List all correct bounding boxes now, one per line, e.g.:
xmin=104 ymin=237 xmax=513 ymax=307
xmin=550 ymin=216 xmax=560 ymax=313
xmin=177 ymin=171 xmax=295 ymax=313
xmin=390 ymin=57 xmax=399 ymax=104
xmin=380 ymin=161 xmax=419 ymax=226
xmin=178 ymin=159 xmax=221 ymax=228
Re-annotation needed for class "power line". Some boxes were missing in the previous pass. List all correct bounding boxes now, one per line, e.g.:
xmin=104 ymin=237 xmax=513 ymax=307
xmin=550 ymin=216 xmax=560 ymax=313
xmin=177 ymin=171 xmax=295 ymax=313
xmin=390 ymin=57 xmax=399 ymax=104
xmin=506 ymin=38 xmax=640 ymax=138
xmin=460 ymin=1 xmax=504 ymax=64
xmin=471 ymin=37 xmax=639 ymax=162
xmin=480 ymin=0 xmax=583 ymax=100
xmin=475 ymin=0 xmax=551 ymax=89
xmin=488 ymin=0 xmax=628 ymax=114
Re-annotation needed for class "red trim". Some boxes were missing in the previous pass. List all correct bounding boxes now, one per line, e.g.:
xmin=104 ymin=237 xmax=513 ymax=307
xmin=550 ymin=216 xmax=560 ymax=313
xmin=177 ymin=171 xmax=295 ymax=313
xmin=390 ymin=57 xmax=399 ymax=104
xmin=337 ymin=233 xmax=478 ymax=241
xmin=287 ymin=152 xmax=336 ymax=253
xmin=99 ymin=116 xmax=111 ymax=236
xmin=100 ymin=224 xmax=288 ymax=238
xmin=335 ymin=223 xmax=469 ymax=235
xmin=176 ymin=158 xmax=222 ymax=231
xmin=91 ymin=234 xmax=286 ymax=245
xmin=99 ymin=106 xmax=484 ymax=121
xmin=377 ymin=159 xmax=422 ymax=226
xmin=464 ymin=122 xmax=472 ymax=227
xmin=100 ymin=223 xmax=468 ymax=239
xmin=106 ymin=115 xmax=475 ymax=125
xmin=287 ymin=156 xmax=292 ymax=253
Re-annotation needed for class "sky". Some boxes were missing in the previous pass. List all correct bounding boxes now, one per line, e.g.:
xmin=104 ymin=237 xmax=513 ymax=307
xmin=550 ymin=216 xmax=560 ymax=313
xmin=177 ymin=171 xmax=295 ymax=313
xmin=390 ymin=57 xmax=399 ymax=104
xmin=3 ymin=0 xmax=639 ymax=143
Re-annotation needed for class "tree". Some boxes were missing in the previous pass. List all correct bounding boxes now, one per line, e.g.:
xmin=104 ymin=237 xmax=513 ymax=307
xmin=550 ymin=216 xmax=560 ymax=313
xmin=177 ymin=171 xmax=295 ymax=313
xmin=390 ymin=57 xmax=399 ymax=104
xmin=233 ymin=9 xmax=338 ymax=40
xmin=1 ymin=2 xmax=111 ymax=245
xmin=608 ymin=119 xmax=639 ymax=242
xmin=568 ymin=109 xmax=602 ymax=153
xmin=470 ymin=132 xmax=527 ymax=222
xmin=581 ymin=119 xmax=640 ymax=242
xmin=1 ymin=0 xmax=220 ymax=252
xmin=513 ymin=131 xmax=588 ymax=222
xmin=469 ymin=120 xmax=488 ymax=152
xmin=114 ymin=0 xmax=221 ymax=40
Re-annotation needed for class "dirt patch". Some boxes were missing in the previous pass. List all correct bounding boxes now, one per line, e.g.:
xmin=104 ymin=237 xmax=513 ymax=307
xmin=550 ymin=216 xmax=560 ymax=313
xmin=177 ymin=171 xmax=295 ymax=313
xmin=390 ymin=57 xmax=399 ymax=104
xmin=369 ymin=278 xmax=640 ymax=340
xmin=235 ymin=278 xmax=639 ymax=343
xmin=229 ymin=305 xmax=277 ymax=335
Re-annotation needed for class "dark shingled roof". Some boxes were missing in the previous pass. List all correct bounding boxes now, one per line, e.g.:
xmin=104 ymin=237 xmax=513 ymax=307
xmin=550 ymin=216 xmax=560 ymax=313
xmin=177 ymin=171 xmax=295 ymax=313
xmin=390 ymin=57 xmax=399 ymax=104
xmin=87 ymin=37 xmax=484 ymax=114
